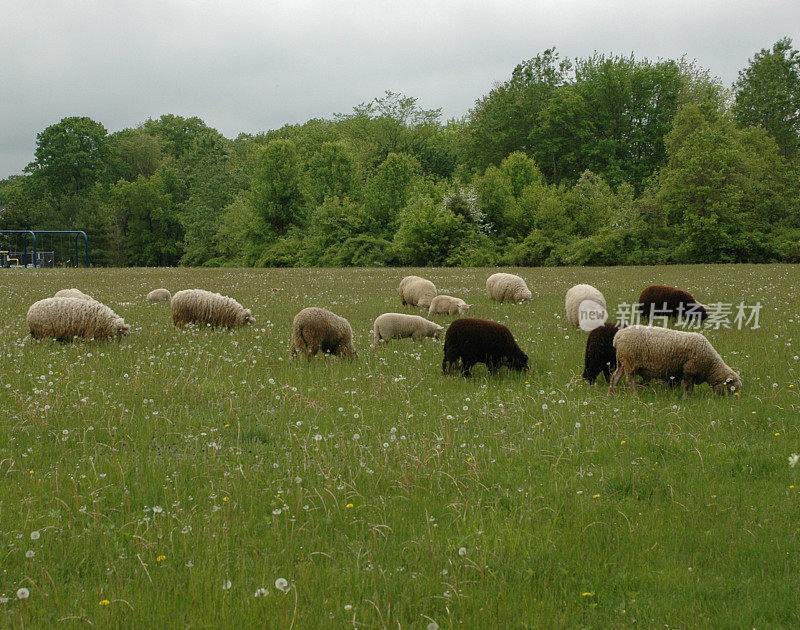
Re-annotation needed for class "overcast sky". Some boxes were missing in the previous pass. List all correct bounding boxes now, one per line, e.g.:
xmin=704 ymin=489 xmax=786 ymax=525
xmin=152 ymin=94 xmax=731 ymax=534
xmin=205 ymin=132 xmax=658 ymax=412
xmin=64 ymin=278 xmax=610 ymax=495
xmin=2 ymin=0 xmax=799 ymax=179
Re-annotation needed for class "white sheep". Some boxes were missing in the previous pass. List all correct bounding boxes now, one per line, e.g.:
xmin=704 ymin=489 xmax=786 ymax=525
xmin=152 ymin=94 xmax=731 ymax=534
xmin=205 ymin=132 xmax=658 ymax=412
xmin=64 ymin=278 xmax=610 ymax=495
xmin=398 ymin=276 xmax=437 ymax=309
xmin=428 ymin=295 xmax=472 ymax=317
xmin=53 ymin=288 xmax=94 ymax=301
xmin=27 ymin=297 xmax=130 ymax=341
xmin=486 ymin=273 xmax=532 ymax=304
xmin=290 ymin=307 xmax=356 ymax=360
xmin=373 ymin=313 xmax=444 ymax=344
xmin=565 ymin=284 xmax=606 ymax=327
xmin=146 ymin=288 xmax=172 ymax=303
xmin=610 ymin=325 xmax=742 ymax=398
xmin=171 ymin=289 xmax=254 ymax=328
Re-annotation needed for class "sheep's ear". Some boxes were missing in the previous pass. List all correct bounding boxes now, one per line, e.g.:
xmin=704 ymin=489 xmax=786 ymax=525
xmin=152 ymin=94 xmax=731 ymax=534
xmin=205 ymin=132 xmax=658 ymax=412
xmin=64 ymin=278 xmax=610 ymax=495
xmin=465 ymin=304 xmax=473 ymax=309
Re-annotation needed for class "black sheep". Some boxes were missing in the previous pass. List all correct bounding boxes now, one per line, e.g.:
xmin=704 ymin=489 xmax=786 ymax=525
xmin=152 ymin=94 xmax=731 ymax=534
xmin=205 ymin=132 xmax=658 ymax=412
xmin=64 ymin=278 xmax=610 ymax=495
xmin=442 ymin=318 xmax=528 ymax=376
xmin=638 ymin=285 xmax=708 ymax=322
xmin=583 ymin=323 xmax=622 ymax=384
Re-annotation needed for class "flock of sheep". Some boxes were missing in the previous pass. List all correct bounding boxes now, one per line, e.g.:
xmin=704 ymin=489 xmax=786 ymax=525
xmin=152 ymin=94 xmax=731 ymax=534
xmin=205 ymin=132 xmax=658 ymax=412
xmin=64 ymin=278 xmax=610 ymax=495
xmin=25 ymin=273 xmax=742 ymax=398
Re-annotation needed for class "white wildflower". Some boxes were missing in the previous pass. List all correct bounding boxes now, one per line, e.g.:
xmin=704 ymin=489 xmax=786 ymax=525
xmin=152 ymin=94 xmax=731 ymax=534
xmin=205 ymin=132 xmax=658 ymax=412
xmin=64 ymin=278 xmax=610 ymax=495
xmin=275 ymin=578 xmax=289 ymax=593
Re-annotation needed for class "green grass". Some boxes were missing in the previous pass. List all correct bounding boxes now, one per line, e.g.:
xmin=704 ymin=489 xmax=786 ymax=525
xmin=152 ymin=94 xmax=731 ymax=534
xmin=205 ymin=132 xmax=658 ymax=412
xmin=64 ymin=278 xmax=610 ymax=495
xmin=1 ymin=265 xmax=799 ymax=628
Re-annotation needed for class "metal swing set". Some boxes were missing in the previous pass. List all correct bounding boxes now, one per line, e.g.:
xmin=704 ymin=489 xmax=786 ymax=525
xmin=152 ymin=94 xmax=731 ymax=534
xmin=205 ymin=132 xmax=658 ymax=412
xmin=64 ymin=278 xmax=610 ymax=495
xmin=0 ymin=230 xmax=89 ymax=268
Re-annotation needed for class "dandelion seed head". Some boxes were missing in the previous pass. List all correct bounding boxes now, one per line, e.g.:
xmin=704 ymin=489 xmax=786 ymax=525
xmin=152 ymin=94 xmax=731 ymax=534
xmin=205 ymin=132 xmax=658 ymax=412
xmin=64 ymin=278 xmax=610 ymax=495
xmin=275 ymin=578 xmax=289 ymax=593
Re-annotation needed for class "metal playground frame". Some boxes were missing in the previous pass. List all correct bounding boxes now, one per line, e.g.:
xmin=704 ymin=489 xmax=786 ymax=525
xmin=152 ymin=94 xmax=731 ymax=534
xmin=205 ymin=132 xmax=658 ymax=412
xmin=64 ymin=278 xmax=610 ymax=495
xmin=0 ymin=230 xmax=89 ymax=268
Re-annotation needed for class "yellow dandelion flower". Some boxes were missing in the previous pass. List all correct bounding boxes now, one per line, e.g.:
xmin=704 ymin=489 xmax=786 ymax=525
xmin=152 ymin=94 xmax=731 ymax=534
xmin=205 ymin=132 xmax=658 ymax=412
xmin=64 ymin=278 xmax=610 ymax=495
xmin=222 ymin=496 xmax=229 ymax=502
xmin=581 ymin=592 xmax=593 ymax=597
xmin=620 ymin=440 xmax=626 ymax=445
xmin=99 ymin=599 xmax=110 ymax=606
xmin=790 ymin=485 xmax=795 ymax=490
xmin=775 ymin=432 xmax=781 ymax=436
xmin=156 ymin=555 xmax=166 ymax=562
xmin=346 ymin=503 xmax=354 ymax=509
xmin=592 ymin=494 xmax=600 ymax=499
xmin=467 ymin=457 xmax=472 ymax=462
xmin=29 ymin=470 xmax=34 ymax=474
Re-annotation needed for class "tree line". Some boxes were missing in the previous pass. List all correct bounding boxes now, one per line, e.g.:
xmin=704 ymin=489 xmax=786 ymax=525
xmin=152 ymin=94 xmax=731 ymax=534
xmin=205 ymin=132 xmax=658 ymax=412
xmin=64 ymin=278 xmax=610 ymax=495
xmin=1 ymin=39 xmax=799 ymax=267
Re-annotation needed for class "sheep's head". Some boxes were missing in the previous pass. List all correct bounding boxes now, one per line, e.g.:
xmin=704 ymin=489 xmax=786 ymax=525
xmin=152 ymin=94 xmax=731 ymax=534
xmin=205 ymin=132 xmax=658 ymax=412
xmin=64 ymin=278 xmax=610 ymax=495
xmin=241 ymin=309 xmax=255 ymax=325
xmin=515 ymin=288 xmax=532 ymax=304
xmin=458 ymin=303 xmax=472 ymax=314
xmin=714 ymin=371 xmax=742 ymax=396
xmin=433 ymin=325 xmax=444 ymax=339
xmin=507 ymin=349 xmax=529 ymax=372
xmin=689 ymin=302 xmax=709 ymax=321
xmin=114 ymin=319 xmax=131 ymax=339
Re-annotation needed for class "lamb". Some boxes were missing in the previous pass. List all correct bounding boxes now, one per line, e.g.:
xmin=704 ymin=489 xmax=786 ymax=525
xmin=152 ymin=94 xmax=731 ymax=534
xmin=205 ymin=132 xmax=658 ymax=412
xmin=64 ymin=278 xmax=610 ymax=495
xmin=428 ymin=295 xmax=472 ymax=317
xmin=146 ymin=288 xmax=172 ymax=302
xmin=565 ymin=284 xmax=606 ymax=327
xmin=27 ymin=297 xmax=130 ymax=341
xmin=53 ymin=288 xmax=94 ymax=301
xmin=373 ymin=313 xmax=443 ymax=344
xmin=442 ymin=318 xmax=528 ymax=376
xmin=398 ymin=276 xmax=437 ymax=309
xmin=290 ymin=307 xmax=356 ymax=360
xmin=486 ymin=273 xmax=532 ymax=304
xmin=583 ymin=323 xmax=622 ymax=384
xmin=610 ymin=325 xmax=741 ymax=398
xmin=170 ymin=289 xmax=255 ymax=328
xmin=638 ymin=285 xmax=708 ymax=322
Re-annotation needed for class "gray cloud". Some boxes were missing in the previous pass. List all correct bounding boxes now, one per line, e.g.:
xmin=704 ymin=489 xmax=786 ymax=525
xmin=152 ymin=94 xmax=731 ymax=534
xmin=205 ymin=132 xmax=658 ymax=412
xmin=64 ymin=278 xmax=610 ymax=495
xmin=2 ymin=0 xmax=798 ymax=178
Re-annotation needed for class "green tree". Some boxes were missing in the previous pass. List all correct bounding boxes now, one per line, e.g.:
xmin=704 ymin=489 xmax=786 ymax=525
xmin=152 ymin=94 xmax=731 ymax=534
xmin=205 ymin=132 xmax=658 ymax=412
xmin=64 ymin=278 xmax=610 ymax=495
xmin=733 ymin=37 xmax=800 ymax=160
xmin=393 ymin=196 xmax=472 ymax=265
xmin=533 ymin=55 xmax=686 ymax=189
xmin=250 ymin=139 xmax=305 ymax=236
xmin=363 ymin=152 xmax=421 ymax=236
xmin=466 ymin=48 xmax=572 ymax=170
xmin=110 ymin=169 xmax=183 ymax=266
xmin=305 ymin=142 xmax=358 ymax=205
xmin=105 ymin=129 xmax=165 ymax=183
xmin=26 ymin=116 xmax=108 ymax=195
xmin=655 ymin=106 xmax=789 ymax=262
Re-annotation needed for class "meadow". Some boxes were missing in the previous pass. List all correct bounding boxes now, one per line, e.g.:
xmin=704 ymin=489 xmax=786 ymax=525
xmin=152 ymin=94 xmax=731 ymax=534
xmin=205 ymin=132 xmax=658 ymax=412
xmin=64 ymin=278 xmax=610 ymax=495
xmin=1 ymin=265 xmax=798 ymax=628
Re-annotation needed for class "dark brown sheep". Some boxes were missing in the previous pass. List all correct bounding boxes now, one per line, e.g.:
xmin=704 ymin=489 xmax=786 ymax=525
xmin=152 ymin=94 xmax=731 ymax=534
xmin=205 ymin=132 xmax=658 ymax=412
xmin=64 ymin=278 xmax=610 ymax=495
xmin=638 ymin=285 xmax=708 ymax=322
xmin=442 ymin=318 xmax=528 ymax=376
xmin=583 ymin=323 xmax=622 ymax=384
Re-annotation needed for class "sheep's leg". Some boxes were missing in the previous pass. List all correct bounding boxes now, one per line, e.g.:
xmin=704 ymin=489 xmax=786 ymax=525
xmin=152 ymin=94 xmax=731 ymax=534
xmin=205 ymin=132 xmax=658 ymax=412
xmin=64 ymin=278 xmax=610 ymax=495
xmin=682 ymin=377 xmax=694 ymax=399
xmin=461 ymin=361 xmax=474 ymax=377
xmin=627 ymin=370 xmax=636 ymax=395
xmin=609 ymin=365 xmax=625 ymax=394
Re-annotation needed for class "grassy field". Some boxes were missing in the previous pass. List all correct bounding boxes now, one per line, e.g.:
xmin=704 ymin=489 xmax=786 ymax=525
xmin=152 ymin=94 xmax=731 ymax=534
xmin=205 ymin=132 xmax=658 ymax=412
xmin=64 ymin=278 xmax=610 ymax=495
xmin=1 ymin=265 xmax=798 ymax=628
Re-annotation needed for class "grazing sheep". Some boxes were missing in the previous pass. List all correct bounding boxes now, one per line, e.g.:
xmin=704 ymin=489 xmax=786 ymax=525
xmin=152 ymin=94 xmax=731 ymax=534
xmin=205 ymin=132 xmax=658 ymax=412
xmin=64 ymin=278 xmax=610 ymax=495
xmin=486 ymin=273 xmax=532 ymax=304
xmin=565 ymin=284 xmax=606 ymax=327
xmin=442 ymin=318 xmax=528 ymax=376
xmin=610 ymin=325 xmax=741 ymax=398
xmin=583 ymin=323 xmax=622 ymax=384
xmin=290 ymin=307 xmax=356 ymax=360
xmin=146 ymin=288 xmax=171 ymax=303
xmin=53 ymin=288 xmax=94 ymax=301
xmin=638 ymin=285 xmax=708 ymax=322
xmin=171 ymin=289 xmax=254 ymax=328
xmin=373 ymin=313 xmax=443 ymax=344
xmin=27 ymin=297 xmax=130 ymax=341
xmin=398 ymin=276 xmax=437 ymax=309
xmin=428 ymin=295 xmax=472 ymax=317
